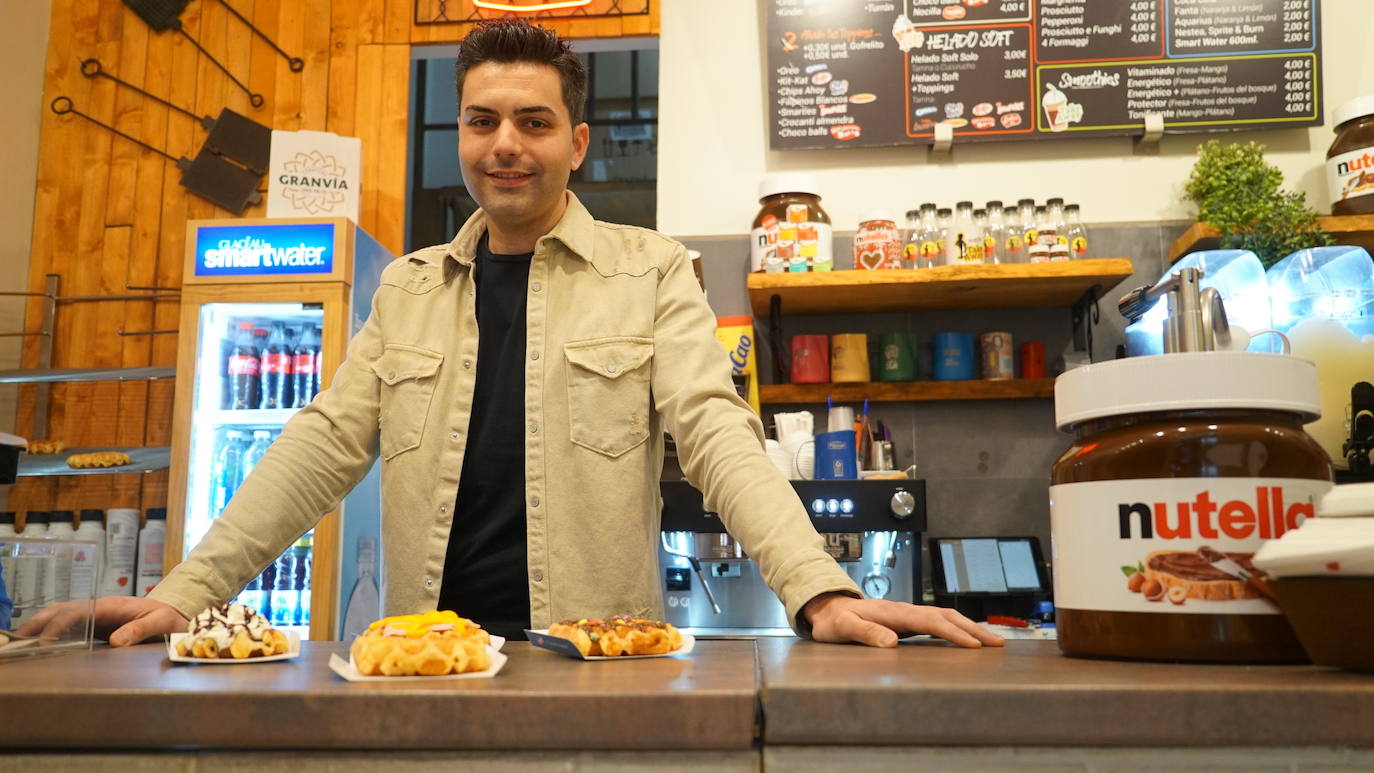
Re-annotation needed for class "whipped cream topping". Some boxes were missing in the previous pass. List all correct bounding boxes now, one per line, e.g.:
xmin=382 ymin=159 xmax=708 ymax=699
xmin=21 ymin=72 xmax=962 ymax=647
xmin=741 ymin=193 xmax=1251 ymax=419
xmin=187 ymin=603 xmax=270 ymax=651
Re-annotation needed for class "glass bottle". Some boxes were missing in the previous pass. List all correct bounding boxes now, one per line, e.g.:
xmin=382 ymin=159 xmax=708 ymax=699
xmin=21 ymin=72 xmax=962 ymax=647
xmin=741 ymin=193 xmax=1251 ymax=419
xmin=1033 ymin=205 xmax=1048 ymax=247
xmin=947 ymin=201 xmax=982 ymax=265
xmin=902 ymin=209 xmax=922 ymax=269
xmin=341 ymin=536 xmax=381 ymax=641
xmin=1017 ymin=198 xmax=1037 ymax=249
xmin=1002 ymin=205 xmax=1024 ymax=263
xmin=1065 ymin=203 xmax=1089 ymax=259
xmin=984 ymin=200 xmax=1004 ymax=265
xmin=935 ymin=207 xmax=953 ymax=265
xmin=971 ymin=208 xmax=989 ymax=263
xmin=917 ymin=204 xmax=940 ymax=269
xmin=1044 ymin=197 xmax=1067 ymax=247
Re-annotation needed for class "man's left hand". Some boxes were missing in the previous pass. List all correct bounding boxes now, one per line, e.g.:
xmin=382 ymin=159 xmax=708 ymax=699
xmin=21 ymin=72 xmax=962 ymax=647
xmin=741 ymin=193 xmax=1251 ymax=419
xmin=802 ymin=592 xmax=1006 ymax=648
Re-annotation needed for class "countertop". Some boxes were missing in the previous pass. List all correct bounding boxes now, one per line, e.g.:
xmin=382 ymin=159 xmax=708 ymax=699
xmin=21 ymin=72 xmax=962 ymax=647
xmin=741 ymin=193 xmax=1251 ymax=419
xmin=0 ymin=641 xmax=759 ymax=750
xmin=4 ymin=638 xmax=1373 ymax=751
xmin=758 ymin=639 xmax=1374 ymax=747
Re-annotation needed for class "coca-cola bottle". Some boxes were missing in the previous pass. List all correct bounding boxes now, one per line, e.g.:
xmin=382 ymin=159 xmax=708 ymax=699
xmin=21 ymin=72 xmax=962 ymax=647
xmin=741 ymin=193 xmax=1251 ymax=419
xmin=292 ymin=326 xmax=321 ymax=408
xmin=259 ymin=322 xmax=292 ymax=410
xmin=227 ymin=321 xmax=261 ymax=411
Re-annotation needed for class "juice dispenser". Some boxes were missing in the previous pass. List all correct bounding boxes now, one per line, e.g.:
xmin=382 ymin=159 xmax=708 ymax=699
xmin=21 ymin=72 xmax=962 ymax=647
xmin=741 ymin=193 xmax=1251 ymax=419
xmin=1267 ymin=245 xmax=1374 ymax=472
xmin=1125 ymin=250 xmax=1273 ymax=356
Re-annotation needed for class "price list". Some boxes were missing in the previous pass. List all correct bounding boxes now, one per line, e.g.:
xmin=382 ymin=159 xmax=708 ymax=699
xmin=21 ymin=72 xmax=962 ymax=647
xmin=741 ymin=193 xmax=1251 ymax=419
xmin=766 ymin=0 xmax=1322 ymax=150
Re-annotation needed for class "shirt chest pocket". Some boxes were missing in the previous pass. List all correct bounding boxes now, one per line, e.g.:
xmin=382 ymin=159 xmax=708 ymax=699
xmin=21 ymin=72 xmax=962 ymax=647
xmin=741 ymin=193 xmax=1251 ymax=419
xmin=372 ymin=344 xmax=444 ymax=460
xmin=564 ymin=337 xmax=654 ymax=458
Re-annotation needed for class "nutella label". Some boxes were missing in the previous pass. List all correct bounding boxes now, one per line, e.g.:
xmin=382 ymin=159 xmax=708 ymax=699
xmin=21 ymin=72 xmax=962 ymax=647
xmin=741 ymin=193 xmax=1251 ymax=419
xmin=751 ymin=222 xmax=833 ymax=272
xmin=1050 ymin=477 xmax=1331 ymax=615
xmin=1328 ymin=147 xmax=1374 ymax=206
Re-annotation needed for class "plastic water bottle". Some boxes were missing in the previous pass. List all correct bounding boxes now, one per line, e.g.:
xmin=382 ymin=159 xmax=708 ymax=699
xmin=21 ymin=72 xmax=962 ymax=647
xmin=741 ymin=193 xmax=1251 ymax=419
xmin=259 ymin=562 xmax=277 ymax=623
xmin=292 ymin=326 xmax=321 ymax=408
xmin=259 ymin=322 xmax=292 ymax=410
xmin=271 ymin=550 xmax=296 ymax=626
xmin=239 ymin=430 xmax=273 ymax=488
xmin=212 ymin=431 xmax=248 ymax=519
xmin=292 ymin=536 xmax=312 ymax=626
xmin=227 ymin=321 xmax=260 ymax=410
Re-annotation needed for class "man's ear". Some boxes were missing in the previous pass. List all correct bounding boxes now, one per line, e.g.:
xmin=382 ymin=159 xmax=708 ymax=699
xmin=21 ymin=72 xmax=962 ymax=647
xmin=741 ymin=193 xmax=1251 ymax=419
xmin=570 ymin=122 xmax=590 ymax=171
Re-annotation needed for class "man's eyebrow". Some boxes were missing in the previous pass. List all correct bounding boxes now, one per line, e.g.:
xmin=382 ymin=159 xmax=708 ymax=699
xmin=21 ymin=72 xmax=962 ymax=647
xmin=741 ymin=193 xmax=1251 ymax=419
xmin=462 ymin=105 xmax=557 ymax=116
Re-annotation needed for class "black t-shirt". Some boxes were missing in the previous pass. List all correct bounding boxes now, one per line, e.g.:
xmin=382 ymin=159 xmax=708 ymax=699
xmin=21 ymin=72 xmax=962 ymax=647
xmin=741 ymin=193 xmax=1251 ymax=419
xmin=438 ymin=233 xmax=532 ymax=641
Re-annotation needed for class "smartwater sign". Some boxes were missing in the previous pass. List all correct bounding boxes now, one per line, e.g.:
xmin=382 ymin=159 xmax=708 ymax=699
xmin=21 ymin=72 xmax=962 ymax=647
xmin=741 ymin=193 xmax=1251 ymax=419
xmin=194 ymin=222 xmax=336 ymax=277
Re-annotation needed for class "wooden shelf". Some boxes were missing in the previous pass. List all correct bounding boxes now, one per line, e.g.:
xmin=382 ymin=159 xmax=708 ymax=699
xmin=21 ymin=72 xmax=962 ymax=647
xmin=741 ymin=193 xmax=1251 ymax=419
xmin=760 ymin=378 xmax=1055 ymax=405
xmin=1168 ymin=215 xmax=1374 ymax=264
xmin=746 ymin=259 xmax=1135 ymax=316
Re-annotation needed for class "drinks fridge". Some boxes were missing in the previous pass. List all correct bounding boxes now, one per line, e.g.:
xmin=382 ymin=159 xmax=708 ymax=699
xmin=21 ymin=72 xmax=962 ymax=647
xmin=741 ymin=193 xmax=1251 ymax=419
xmin=166 ymin=218 xmax=392 ymax=641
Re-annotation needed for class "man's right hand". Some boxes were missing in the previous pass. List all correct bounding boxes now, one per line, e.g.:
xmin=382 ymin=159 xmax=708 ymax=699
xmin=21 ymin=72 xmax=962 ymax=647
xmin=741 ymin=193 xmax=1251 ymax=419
xmin=16 ymin=596 xmax=188 ymax=646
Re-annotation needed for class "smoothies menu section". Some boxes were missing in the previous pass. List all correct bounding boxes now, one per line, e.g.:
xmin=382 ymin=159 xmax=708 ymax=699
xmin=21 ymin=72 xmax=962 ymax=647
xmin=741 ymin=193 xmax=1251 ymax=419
xmin=767 ymin=0 xmax=1321 ymax=149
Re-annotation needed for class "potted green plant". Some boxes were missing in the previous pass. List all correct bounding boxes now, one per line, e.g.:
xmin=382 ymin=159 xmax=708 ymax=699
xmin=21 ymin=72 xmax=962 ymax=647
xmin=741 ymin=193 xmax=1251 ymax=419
xmin=1184 ymin=140 xmax=1333 ymax=267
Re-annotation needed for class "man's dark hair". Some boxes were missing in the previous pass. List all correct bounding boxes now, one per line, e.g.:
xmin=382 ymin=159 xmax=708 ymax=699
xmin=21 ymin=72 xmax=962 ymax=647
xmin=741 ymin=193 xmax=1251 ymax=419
xmin=454 ymin=19 xmax=588 ymax=126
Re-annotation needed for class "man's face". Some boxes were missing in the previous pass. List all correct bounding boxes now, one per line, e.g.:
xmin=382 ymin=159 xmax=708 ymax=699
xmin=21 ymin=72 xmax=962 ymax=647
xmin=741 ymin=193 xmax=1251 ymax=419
xmin=458 ymin=61 xmax=589 ymax=231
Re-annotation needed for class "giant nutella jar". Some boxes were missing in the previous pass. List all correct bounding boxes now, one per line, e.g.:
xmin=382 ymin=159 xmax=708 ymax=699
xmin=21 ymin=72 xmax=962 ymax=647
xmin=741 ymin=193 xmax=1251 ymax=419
xmin=1328 ymin=94 xmax=1374 ymax=215
xmin=750 ymin=173 xmax=833 ymax=273
xmin=1051 ymin=352 xmax=1333 ymax=662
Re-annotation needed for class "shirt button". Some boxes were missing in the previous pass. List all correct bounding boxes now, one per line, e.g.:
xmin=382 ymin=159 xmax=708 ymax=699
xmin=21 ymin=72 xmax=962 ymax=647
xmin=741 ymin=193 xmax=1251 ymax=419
xmin=530 ymin=351 xmax=540 ymax=361
xmin=532 ymin=569 xmax=544 ymax=582
xmin=529 ymin=422 xmax=538 ymax=435
xmin=531 ymin=282 xmax=542 ymax=292
xmin=450 ymin=431 xmax=460 ymax=441
xmin=607 ymin=364 xmax=618 ymax=373
xmin=387 ymin=371 xmax=396 ymax=380
xmin=530 ymin=496 xmax=541 ymax=507
xmin=439 ymin=504 xmax=448 ymax=513
xmin=463 ymin=360 xmax=472 ymax=369
xmin=425 ymin=578 xmax=434 ymax=588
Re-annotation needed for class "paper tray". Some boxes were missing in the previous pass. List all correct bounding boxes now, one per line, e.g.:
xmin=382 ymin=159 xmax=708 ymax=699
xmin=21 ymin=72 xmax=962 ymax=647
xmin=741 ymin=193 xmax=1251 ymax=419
xmin=329 ymin=645 xmax=507 ymax=681
xmin=525 ymin=628 xmax=695 ymax=660
xmin=167 ymin=631 xmax=301 ymax=664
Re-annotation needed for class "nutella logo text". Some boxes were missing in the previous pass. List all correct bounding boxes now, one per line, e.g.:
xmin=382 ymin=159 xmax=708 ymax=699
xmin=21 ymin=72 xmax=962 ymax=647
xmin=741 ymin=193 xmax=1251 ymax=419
xmin=1116 ymin=487 xmax=1313 ymax=541
xmin=1336 ymin=152 xmax=1374 ymax=176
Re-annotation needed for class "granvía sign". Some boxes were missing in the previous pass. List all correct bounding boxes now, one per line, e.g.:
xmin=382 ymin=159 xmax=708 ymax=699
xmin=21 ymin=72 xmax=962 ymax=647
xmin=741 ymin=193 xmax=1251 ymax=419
xmin=267 ymin=130 xmax=362 ymax=221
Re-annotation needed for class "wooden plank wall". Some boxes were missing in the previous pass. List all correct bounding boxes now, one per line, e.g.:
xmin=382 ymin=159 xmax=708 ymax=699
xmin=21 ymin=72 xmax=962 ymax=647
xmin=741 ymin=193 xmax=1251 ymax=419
xmin=14 ymin=0 xmax=659 ymax=516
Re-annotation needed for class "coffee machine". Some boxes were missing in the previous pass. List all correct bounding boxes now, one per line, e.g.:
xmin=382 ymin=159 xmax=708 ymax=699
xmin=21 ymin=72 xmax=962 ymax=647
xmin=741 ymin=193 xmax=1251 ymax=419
xmin=658 ymin=479 xmax=927 ymax=635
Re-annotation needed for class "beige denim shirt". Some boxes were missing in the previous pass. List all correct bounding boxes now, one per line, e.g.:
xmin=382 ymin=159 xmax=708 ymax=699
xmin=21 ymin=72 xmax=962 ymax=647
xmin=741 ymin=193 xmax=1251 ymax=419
xmin=152 ymin=192 xmax=860 ymax=633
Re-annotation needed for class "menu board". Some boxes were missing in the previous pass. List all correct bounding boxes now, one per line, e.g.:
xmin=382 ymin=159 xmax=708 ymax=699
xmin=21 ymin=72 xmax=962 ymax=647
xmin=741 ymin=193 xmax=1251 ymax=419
xmin=767 ymin=0 xmax=1322 ymax=150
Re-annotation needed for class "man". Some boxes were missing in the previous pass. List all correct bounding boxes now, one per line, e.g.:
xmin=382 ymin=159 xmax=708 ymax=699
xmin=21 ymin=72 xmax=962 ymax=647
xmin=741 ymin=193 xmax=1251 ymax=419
xmin=25 ymin=20 xmax=1000 ymax=650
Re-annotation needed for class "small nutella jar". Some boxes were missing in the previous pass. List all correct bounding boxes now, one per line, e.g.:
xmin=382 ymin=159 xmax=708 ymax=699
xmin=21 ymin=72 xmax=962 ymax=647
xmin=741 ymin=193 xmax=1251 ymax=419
xmin=853 ymin=210 xmax=903 ymax=270
xmin=750 ymin=173 xmax=833 ymax=273
xmin=1051 ymin=352 xmax=1332 ymax=662
xmin=1327 ymin=94 xmax=1374 ymax=216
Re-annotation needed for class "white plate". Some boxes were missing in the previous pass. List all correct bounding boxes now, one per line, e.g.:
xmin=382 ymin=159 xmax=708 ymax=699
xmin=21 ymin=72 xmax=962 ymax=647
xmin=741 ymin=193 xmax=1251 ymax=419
xmin=526 ymin=628 xmax=696 ymax=660
xmin=328 ymin=645 xmax=507 ymax=681
xmin=167 ymin=631 xmax=301 ymax=664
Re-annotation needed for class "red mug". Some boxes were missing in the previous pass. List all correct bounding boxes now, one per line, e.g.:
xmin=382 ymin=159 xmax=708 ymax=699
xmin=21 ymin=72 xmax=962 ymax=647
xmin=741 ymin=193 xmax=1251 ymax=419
xmin=1020 ymin=341 xmax=1045 ymax=378
xmin=791 ymin=335 xmax=830 ymax=383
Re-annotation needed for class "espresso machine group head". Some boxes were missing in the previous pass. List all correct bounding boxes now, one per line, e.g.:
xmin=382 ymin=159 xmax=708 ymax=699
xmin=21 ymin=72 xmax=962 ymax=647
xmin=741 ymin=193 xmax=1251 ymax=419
xmin=658 ymin=479 xmax=927 ymax=636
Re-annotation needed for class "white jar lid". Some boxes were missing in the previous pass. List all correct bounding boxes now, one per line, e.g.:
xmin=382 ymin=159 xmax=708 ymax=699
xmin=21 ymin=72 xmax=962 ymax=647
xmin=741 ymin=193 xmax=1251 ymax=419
xmin=1054 ymin=352 xmax=1321 ymax=430
xmin=1333 ymin=94 xmax=1374 ymax=128
xmin=859 ymin=209 xmax=896 ymax=224
xmin=758 ymin=172 xmax=820 ymax=201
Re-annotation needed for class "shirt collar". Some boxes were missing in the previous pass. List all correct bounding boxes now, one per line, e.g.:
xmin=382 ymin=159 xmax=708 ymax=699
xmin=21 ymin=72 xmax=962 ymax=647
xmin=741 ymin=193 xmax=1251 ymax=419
xmin=441 ymin=190 xmax=595 ymax=274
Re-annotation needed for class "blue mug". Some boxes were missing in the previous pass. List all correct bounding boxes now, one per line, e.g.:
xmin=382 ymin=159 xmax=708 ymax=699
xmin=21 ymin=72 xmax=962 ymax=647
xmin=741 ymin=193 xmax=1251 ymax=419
xmin=813 ymin=429 xmax=857 ymax=480
xmin=932 ymin=332 xmax=976 ymax=380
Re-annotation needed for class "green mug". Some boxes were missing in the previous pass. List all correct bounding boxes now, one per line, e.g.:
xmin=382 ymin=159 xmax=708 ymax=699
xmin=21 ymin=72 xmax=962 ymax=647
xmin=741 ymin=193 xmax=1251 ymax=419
xmin=878 ymin=332 xmax=918 ymax=381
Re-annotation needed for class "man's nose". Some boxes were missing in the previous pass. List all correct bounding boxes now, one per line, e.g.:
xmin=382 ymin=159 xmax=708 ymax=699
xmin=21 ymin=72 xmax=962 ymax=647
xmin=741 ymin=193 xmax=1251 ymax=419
xmin=492 ymin=120 xmax=522 ymax=158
